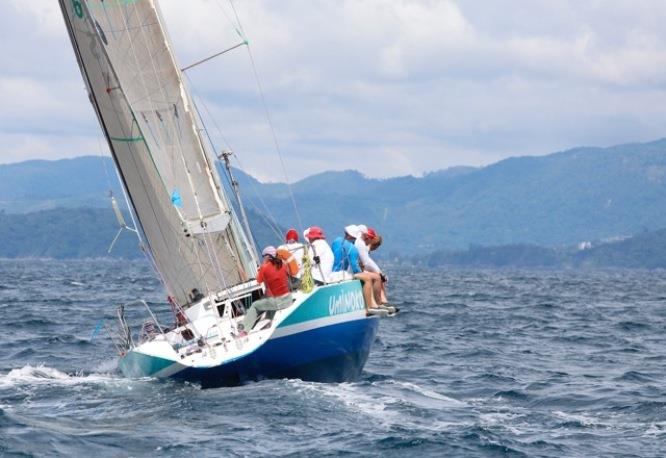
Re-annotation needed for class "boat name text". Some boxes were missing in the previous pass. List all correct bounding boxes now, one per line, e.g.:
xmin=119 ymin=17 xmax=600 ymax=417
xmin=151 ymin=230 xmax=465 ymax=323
xmin=328 ymin=290 xmax=364 ymax=316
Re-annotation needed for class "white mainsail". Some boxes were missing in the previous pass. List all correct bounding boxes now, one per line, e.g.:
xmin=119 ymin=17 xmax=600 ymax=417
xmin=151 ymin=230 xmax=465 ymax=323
xmin=59 ymin=0 xmax=258 ymax=305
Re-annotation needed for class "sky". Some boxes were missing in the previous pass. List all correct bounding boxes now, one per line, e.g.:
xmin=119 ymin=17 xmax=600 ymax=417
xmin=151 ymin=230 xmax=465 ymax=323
xmin=2 ymin=0 xmax=666 ymax=181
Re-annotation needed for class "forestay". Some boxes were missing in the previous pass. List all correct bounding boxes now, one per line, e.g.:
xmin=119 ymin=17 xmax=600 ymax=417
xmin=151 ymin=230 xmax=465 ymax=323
xmin=59 ymin=0 xmax=258 ymax=305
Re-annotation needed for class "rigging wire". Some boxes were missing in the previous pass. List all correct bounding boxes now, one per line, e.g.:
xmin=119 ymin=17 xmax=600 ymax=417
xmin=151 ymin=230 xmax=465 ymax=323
xmin=224 ymin=0 xmax=305 ymax=232
xmin=183 ymin=73 xmax=286 ymax=241
xmin=96 ymin=136 xmax=114 ymax=195
xmin=184 ymin=73 xmax=281 ymax=263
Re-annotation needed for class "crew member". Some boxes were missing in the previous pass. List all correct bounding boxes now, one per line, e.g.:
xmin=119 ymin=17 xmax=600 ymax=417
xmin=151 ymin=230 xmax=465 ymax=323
xmin=241 ymin=246 xmax=293 ymax=332
xmin=331 ymin=225 xmax=385 ymax=315
xmin=278 ymin=228 xmax=305 ymax=277
xmin=303 ymin=226 xmax=334 ymax=284
xmin=356 ymin=225 xmax=393 ymax=311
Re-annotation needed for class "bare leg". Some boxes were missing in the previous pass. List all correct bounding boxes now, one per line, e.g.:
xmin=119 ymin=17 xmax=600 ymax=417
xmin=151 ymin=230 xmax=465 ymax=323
xmin=360 ymin=271 xmax=383 ymax=304
xmin=363 ymin=280 xmax=377 ymax=309
xmin=354 ymin=273 xmax=378 ymax=309
xmin=370 ymin=274 xmax=382 ymax=304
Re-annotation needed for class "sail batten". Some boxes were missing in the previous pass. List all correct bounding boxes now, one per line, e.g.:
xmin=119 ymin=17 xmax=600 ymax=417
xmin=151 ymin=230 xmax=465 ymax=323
xmin=59 ymin=0 xmax=258 ymax=304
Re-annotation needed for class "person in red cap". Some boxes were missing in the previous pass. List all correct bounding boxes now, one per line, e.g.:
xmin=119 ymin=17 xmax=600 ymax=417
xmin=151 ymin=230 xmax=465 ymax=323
xmin=278 ymin=228 xmax=305 ymax=278
xmin=285 ymin=228 xmax=299 ymax=243
xmin=367 ymin=230 xmax=389 ymax=305
xmin=369 ymin=233 xmax=382 ymax=252
xmin=355 ymin=225 xmax=394 ymax=313
xmin=303 ymin=226 xmax=334 ymax=284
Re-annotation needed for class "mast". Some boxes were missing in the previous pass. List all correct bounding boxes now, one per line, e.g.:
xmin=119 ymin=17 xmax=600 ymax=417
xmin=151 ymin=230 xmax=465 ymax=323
xmin=219 ymin=150 xmax=257 ymax=252
xmin=59 ymin=0 xmax=258 ymax=305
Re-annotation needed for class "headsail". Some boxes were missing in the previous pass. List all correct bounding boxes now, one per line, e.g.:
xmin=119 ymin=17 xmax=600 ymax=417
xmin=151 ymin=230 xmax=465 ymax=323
xmin=59 ymin=0 xmax=258 ymax=305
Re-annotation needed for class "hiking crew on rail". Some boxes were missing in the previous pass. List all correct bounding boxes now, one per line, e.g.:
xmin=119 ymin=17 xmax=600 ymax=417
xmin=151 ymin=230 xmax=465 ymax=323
xmin=258 ymin=224 xmax=393 ymax=317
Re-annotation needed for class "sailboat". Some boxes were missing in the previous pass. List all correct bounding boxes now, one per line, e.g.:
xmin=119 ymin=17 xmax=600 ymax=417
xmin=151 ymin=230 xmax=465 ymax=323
xmin=59 ymin=0 xmax=386 ymax=387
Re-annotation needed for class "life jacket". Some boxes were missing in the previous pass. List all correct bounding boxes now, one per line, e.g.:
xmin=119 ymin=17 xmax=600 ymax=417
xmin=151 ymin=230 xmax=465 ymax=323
xmin=276 ymin=248 xmax=299 ymax=276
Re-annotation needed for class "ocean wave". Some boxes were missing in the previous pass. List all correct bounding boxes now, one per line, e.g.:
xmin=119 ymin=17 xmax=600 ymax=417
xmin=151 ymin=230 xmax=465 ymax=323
xmin=2 ymin=261 xmax=666 ymax=456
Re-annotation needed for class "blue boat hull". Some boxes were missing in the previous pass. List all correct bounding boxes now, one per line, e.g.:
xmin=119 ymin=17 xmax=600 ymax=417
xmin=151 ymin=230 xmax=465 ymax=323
xmin=119 ymin=281 xmax=380 ymax=387
xmin=174 ymin=316 xmax=379 ymax=388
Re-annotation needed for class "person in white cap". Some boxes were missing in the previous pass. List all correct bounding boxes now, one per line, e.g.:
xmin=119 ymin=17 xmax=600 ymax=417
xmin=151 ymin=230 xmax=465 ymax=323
xmin=331 ymin=225 xmax=362 ymax=275
xmin=330 ymin=225 xmax=386 ymax=316
xmin=240 ymin=246 xmax=293 ymax=332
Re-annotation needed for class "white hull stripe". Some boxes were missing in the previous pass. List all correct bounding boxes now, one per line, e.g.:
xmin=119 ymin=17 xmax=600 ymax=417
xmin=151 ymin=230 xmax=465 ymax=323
xmin=153 ymin=361 xmax=186 ymax=378
xmin=271 ymin=311 xmax=366 ymax=339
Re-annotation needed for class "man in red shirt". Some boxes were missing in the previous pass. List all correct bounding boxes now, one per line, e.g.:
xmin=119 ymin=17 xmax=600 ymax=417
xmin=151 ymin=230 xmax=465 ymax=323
xmin=241 ymin=246 xmax=294 ymax=332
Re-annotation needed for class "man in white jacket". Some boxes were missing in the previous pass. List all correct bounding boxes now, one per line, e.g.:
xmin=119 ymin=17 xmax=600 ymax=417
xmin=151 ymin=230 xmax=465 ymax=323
xmin=278 ymin=228 xmax=305 ymax=278
xmin=303 ymin=226 xmax=334 ymax=284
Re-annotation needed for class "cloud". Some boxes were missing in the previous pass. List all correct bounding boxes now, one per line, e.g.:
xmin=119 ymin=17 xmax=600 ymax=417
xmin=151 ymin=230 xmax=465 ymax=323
xmin=2 ymin=0 xmax=666 ymax=181
xmin=0 ymin=131 xmax=104 ymax=164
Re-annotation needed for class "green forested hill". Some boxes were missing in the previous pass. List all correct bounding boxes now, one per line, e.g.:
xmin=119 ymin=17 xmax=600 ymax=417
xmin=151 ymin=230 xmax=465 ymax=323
xmin=0 ymin=207 xmax=280 ymax=259
xmin=0 ymin=157 xmax=122 ymax=213
xmin=420 ymin=228 xmax=666 ymax=269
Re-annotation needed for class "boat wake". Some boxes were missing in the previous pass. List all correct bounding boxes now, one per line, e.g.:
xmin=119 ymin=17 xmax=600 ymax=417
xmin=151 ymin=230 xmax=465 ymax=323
xmin=388 ymin=380 xmax=467 ymax=408
xmin=288 ymin=378 xmax=468 ymax=432
xmin=0 ymin=364 xmax=122 ymax=389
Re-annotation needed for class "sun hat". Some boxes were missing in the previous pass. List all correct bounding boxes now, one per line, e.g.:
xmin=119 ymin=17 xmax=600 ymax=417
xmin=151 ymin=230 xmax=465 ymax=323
xmin=262 ymin=245 xmax=277 ymax=257
xmin=305 ymin=226 xmax=325 ymax=241
xmin=344 ymin=224 xmax=360 ymax=238
xmin=285 ymin=228 xmax=299 ymax=242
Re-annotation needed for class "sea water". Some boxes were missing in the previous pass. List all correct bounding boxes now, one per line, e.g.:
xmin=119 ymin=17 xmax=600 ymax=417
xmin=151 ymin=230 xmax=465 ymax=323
xmin=1 ymin=259 xmax=665 ymax=457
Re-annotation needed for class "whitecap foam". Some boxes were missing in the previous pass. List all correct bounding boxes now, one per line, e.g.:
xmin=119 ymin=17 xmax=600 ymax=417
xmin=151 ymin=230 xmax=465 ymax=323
xmin=0 ymin=364 xmax=121 ymax=389
xmin=388 ymin=380 xmax=467 ymax=407
xmin=643 ymin=421 xmax=666 ymax=437
xmin=479 ymin=411 xmax=521 ymax=426
xmin=552 ymin=410 xmax=601 ymax=427
xmin=478 ymin=412 xmax=526 ymax=435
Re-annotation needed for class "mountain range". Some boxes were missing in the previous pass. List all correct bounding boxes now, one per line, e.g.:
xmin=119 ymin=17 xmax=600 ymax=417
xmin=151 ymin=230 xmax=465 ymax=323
xmin=232 ymin=139 xmax=666 ymax=254
xmin=2 ymin=138 xmax=666 ymax=258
